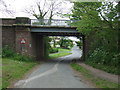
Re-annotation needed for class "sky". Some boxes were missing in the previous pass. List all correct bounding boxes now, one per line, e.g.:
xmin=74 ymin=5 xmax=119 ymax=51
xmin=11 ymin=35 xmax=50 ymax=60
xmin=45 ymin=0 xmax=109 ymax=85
xmin=0 ymin=0 xmax=79 ymax=41
xmin=0 ymin=0 xmax=73 ymax=19
xmin=68 ymin=37 xmax=80 ymax=41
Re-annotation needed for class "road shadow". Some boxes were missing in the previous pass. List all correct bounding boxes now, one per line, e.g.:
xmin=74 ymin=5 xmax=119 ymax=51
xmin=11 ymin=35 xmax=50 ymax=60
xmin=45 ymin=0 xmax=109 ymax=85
xmin=44 ymin=58 xmax=84 ymax=64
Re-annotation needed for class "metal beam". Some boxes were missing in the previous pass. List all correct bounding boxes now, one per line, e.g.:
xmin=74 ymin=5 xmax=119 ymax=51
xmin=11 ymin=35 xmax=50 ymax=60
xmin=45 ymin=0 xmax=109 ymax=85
xmin=32 ymin=32 xmax=83 ymax=36
xmin=31 ymin=27 xmax=78 ymax=33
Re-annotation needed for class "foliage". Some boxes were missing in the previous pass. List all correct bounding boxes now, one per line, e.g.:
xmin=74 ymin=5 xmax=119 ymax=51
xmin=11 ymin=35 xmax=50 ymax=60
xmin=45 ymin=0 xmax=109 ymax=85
xmin=58 ymin=37 xmax=74 ymax=49
xmin=70 ymin=2 xmax=119 ymax=74
xmin=2 ymin=45 xmax=33 ymax=62
xmin=49 ymin=48 xmax=71 ymax=59
xmin=71 ymin=63 xmax=120 ymax=88
xmin=75 ymin=41 xmax=82 ymax=49
xmin=49 ymin=48 xmax=58 ymax=53
xmin=13 ymin=54 xmax=33 ymax=62
xmin=2 ymin=46 xmax=39 ymax=88
xmin=2 ymin=58 xmax=38 ymax=88
xmin=49 ymin=36 xmax=59 ymax=48
xmin=70 ymin=2 xmax=102 ymax=35
xmin=85 ymin=48 xmax=120 ymax=74
xmin=2 ymin=45 xmax=15 ymax=58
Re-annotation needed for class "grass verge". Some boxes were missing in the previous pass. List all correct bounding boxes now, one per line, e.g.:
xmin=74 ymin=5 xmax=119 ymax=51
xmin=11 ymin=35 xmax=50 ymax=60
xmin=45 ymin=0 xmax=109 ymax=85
xmin=85 ymin=61 xmax=119 ymax=75
xmin=49 ymin=48 xmax=72 ymax=59
xmin=2 ymin=58 xmax=39 ymax=88
xmin=71 ymin=63 xmax=120 ymax=89
xmin=0 ymin=58 xmax=2 ymax=90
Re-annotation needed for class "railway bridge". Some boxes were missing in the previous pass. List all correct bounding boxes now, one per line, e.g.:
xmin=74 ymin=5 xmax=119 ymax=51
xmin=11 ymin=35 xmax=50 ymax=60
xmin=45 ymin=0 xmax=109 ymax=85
xmin=1 ymin=17 xmax=88 ymax=61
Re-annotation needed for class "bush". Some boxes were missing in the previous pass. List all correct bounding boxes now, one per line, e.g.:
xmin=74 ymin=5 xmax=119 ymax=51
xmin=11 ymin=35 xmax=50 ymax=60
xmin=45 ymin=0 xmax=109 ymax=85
xmin=49 ymin=48 xmax=58 ymax=53
xmin=86 ymin=48 xmax=119 ymax=74
xmin=2 ymin=45 xmax=33 ymax=62
xmin=13 ymin=54 xmax=33 ymax=62
xmin=86 ymin=48 xmax=119 ymax=66
xmin=2 ymin=45 xmax=15 ymax=58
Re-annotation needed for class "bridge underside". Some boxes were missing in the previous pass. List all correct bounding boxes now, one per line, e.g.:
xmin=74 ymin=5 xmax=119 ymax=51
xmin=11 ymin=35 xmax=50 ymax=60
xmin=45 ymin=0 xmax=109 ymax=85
xmin=2 ymin=17 xmax=86 ymax=62
xmin=31 ymin=26 xmax=83 ymax=37
xmin=32 ymin=32 xmax=82 ymax=36
xmin=30 ymin=26 xmax=84 ymax=60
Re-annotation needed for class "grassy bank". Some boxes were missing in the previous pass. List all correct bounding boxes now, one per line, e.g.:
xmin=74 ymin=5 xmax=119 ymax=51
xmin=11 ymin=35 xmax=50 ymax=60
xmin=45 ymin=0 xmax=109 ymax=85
xmin=49 ymin=48 xmax=72 ymax=59
xmin=0 ymin=58 xmax=2 ymax=90
xmin=2 ymin=58 xmax=39 ymax=88
xmin=71 ymin=63 xmax=120 ymax=89
xmin=85 ymin=61 xmax=119 ymax=75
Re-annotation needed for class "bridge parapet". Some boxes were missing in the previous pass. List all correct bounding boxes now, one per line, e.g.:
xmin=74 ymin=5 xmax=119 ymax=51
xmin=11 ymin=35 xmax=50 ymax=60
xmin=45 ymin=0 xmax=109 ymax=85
xmin=31 ymin=19 xmax=77 ymax=26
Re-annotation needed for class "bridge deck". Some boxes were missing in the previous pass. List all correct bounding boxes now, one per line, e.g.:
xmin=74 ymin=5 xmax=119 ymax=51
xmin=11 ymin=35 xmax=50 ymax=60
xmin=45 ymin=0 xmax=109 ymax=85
xmin=31 ymin=25 xmax=83 ymax=36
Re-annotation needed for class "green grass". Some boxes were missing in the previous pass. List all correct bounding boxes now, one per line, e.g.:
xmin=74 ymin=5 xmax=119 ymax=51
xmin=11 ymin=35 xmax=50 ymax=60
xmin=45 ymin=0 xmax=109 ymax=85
xmin=71 ymin=63 xmax=120 ymax=89
xmin=2 ymin=58 xmax=39 ymax=88
xmin=58 ymin=48 xmax=71 ymax=52
xmin=85 ymin=61 xmax=119 ymax=75
xmin=49 ymin=48 xmax=72 ymax=59
xmin=0 ymin=58 xmax=2 ymax=90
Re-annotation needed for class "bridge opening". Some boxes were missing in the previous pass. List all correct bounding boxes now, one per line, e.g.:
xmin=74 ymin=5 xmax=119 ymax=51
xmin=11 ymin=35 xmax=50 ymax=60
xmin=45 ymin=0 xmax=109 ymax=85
xmin=31 ymin=28 xmax=85 ymax=62
xmin=2 ymin=17 xmax=86 ymax=62
xmin=30 ymin=19 xmax=85 ymax=61
xmin=48 ymin=36 xmax=83 ymax=61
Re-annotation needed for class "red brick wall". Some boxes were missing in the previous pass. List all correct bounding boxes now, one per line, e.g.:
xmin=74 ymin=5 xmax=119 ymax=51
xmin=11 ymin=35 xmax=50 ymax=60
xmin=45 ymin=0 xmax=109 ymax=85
xmin=2 ymin=17 xmax=33 ymax=57
xmin=15 ymin=27 xmax=32 ymax=56
xmin=2 ymin=26 xmax=16 ymax=49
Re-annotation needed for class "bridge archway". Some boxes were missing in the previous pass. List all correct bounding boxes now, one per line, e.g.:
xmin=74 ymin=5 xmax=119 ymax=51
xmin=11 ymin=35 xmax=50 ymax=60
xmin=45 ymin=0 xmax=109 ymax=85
xmin=30 ymin=26 xmax=85 ymax=61
xmin=2 ymin=17 xmax=86 ymax=61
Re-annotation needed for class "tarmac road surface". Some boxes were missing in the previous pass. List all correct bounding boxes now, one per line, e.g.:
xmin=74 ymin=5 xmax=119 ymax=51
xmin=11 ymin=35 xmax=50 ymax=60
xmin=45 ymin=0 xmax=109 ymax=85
xmin=15 ymin=46 xmax=90 ymax=88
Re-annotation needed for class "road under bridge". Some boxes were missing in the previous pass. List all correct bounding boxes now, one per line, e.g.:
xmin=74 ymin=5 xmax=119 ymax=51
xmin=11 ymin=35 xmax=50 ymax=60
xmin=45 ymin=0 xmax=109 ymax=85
xmin=2 ymin=17 xmax=87 ymax=61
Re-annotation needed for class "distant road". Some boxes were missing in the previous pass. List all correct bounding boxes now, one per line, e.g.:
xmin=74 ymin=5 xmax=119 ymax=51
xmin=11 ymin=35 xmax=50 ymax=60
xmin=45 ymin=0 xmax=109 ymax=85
xmin=15 ymin=46 xmax=90 ymax=88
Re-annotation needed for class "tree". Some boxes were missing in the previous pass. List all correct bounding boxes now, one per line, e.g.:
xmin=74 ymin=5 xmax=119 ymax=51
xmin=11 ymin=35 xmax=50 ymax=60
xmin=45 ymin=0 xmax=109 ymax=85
xmin=58 ymin=37 xmax=73 ymax=49
xmin=70 ymin=2 xmax=119 ymax=71
xmin=70 ymin=2 xmax=118 ymax=51
xmin=25 ymin=0 xmax=65 ymax=25
xmin=76 ymin=41 xmax=82 ymax=49
xmin=70 ymin=2 xmax=102 ymax=35
xmin=0 ymin=0 xmax=15 ymax=16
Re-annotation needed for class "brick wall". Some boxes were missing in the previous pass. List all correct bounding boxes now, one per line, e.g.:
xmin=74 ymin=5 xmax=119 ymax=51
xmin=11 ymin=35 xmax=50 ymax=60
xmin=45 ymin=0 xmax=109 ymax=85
xmin=14 ymin=25 xmax=34 ymax=58
xmin=2 ymin=18 xmax=16 ymax=25
xmin=2 ymin=26 xmax=16 ymax=49
xmin=2 ymin=17 xmax=33 ymax=57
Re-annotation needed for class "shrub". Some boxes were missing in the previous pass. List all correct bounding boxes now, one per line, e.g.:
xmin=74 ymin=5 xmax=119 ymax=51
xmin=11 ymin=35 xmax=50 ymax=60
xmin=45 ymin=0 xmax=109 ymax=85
xmin=13 ymin=54 xmax=33 ymax=62
xmin=86 ymin=48 xmax=119 ymax=74
xmin=2 ymin=45 xmax=15 ymax=58
xmin=86 ymin=48 xmax=118 ymax=66
xmin=49 ymin=48 xmax=58 ymax=53
xmin=2 ymin=45 xmax=33 ymax=62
